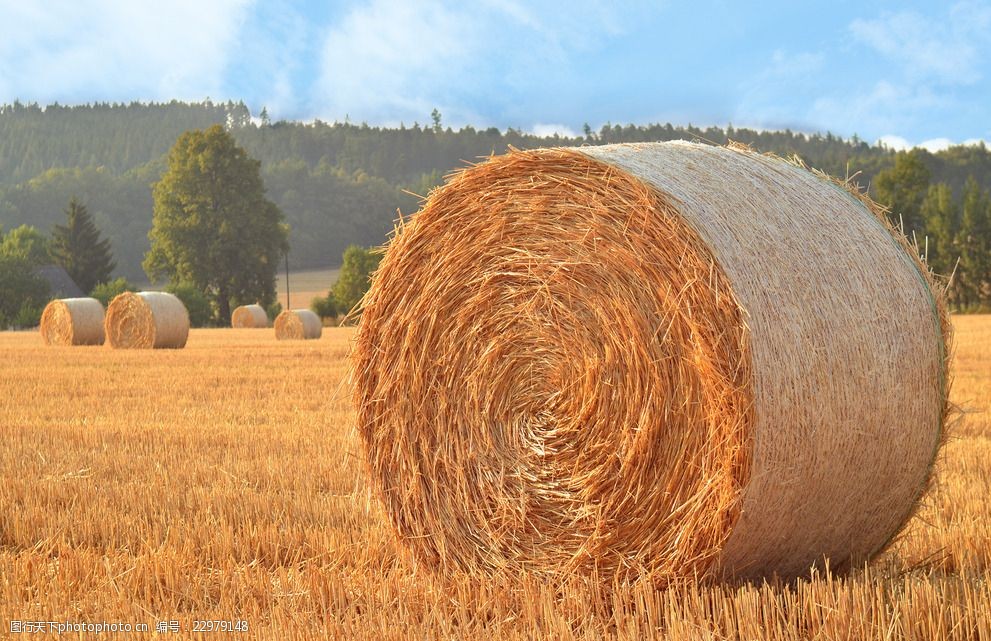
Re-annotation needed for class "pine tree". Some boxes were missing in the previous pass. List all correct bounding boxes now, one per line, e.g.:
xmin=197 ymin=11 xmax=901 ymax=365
xmin=874 ymin=150 xmax=931 ymax=235
xmin=958 ymin=177 xmax=991 ymax=308
xmin=50 ymin=197 xmax=116 ymax=293
xmin=920 ymin=183 xmax=959 ymax=276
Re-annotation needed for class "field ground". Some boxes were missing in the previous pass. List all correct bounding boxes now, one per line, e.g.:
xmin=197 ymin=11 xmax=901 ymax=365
xmin=0 ymin=317 xmax=989 ymax=639
xmin=131 ymin=265 xmax=341 ymax=312
xmin=275 ymin=265 xmax=341 ymax=311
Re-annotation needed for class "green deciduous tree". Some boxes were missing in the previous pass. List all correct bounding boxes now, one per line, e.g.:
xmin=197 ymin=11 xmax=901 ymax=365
xmin=874 ymin=149 xmax=931 ymax=235
xmin=310 ymin=291 xmax=338 ymax=319
xmin=0 ymin=255 xmax=50 ymax=328
xmin=0 ymin=224 xmax=50 ymax=266
xmin=166 ymin=281 xmax=214 ymax=328
xmin=90 ymin=276 xmax=137 ymax=307
xmin=145 ymin=125 xmax=288 ymax=324
xmin=50 ymin=197 xmax=116 ymax=293
xmin=333 ymin=245 xmax=381 ymax=316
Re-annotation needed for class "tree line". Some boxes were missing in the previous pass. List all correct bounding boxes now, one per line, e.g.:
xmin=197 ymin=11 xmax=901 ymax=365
xmin=0 ymin=124 xmax=387 ymax=329
xmin=0 ymin=101 xmax=989 ymax=310
xmin=0 ymin=198 xmax=116 ymax=326
xmin=874 ymin=151 xmax=991 ymax=309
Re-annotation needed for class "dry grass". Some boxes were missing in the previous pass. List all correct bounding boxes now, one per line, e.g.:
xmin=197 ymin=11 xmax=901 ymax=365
xmin=0 ymin=318 xmax=988 ymax=639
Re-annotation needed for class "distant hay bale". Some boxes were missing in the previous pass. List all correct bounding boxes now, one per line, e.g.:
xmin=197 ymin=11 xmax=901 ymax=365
xmin=231 ymin=304 xmax=269 ymax=328
xmin=274 ymin=309 xmax=322 ymax=340
xmin=39 ymin=297 xmax=105 ymax=346
xmin=105 ymin=291 xmax=190 ymax=349
xmin=353 ymin=142 xmax=951 ymax=585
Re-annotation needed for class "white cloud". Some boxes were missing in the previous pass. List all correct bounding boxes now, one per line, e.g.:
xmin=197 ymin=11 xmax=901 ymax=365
xmin=876 ymin=135 xmax=911 ymax=151
xmin=531 ymin=123 xmax=578 ymax=138
xmin=228 ymin=0 xmax=309 ymax=119
xmin=875 ymin=135 xmax=987 ymax=150
xmin=314 ymin=0 xmax=629 ymax=127
xmin=850 ymin=2 xmax=991 ymax=85
xmin=918 ymin=138 xmax=955 ymax=153
xmin=732 ymin=49 xmax=825 ymax=129
xmin=0 ymin=0 xmax=252 ymax=103
xmin=809 ymin=80 xmax=949 ymax=138
xmin=316 ymin=1 xmax=481 ymax=125
xmin=767 ymin=50 xmax=825 ymax=78
xmin=737 ymin=2 xmax=991 ymax=140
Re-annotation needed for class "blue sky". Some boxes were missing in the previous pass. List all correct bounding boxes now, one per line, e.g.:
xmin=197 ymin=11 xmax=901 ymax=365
xmin=1 ymin=1 xmax=989 ymax=150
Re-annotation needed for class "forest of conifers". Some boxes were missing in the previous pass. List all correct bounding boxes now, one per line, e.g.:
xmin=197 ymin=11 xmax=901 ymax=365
xmin=1 ymin=100 xmax=989 ymax=307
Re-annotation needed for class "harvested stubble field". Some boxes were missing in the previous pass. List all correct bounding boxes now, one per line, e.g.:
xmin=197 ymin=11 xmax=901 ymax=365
xmin=0 ymin=318 xmax=989 ymax=640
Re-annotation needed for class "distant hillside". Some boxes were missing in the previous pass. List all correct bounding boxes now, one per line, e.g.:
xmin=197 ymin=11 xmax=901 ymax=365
xmin=1 ymin=101 xmax=989 ymax=281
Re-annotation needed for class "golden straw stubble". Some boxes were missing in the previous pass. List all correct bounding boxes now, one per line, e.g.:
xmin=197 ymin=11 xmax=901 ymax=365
xmin=353 ymin=148 xmax=753 ymax=585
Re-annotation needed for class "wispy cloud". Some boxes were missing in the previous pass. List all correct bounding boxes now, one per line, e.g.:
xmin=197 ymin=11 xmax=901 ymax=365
xmin=876 ymin=135 xmax=985 ymax=152
xmin=810 ymin=80 xmax=950 ymax=139
xmin=0 ymin=0 xmax=253 ymax=103
xmin=737 ymin=2 xmax=991 ymax=141
xmin=315 ymin=1 xmax=481 ymax=126
xmin=824 ymin=2 xmax=991 ymax=136
xmin=849 ymin=3 xmax=991 ymax=85
xmin=0 ymin=1 xmax=988 ymax=144
xmin=734 ymin=49 xmax=826 ymax=130
xmin=226 ymin=0 xmax=311 ymax=119
xmin=531 ymin=123 xmax=578 ymax=138
xmin=314 ymin=0 xmax=629 ymax=127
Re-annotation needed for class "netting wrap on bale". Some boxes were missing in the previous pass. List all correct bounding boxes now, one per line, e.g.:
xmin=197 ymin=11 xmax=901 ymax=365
xmin=274 ymin=309 xmax=322 ymax=340
xmin=232 ymin=304 xmax=270 ymax=328
xmin=352 ymin=142 xmax=951 ymax=585
xmin=39 ymin=298 xmax=105 ymax=346
xmin=105 ymin=291 xmax=190 ymax=349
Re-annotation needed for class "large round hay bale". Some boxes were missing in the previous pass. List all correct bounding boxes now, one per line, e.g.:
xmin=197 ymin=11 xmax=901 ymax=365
xmin=274 ymin=309 xmax=322 ymax=340
xmin=39 ymin=298 xmax=105 ymax=346
xmin=231 ymin=304 xmax=270 ymax=328
xmin=105 ymin=291 xmax=190 ymax=349
xmin=353 ymin=142 xmax=950 ymax=585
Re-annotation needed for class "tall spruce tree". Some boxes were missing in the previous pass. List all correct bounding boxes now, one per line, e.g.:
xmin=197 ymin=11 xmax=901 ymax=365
xmin=50 ymin=197 xmax=116 ymax=293
xmin=958 ymin=177 xmax=991 ymax=308
xmin=920 ymin=183 xmax=960 ymax=277
xmin=874 ymin=149 xmax=931 ymax=235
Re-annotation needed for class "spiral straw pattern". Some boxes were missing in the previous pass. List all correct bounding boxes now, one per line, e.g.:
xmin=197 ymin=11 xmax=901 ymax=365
xmin=353 ymin=142 xmax=950 ymax=584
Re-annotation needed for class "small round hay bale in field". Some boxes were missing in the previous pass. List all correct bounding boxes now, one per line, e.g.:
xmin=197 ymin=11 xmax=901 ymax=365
xmin=39 ymin=297 xmax=105 ymax=346
xmin=353 ymin=142 xmax=951 ymax=585
xmin=231 ymin=304 xmax=270 ymax=328
xmin=105 ymin=291 xmax=190 ymax=349
xmin=274 ymin=309 xmax=321 ymax=340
